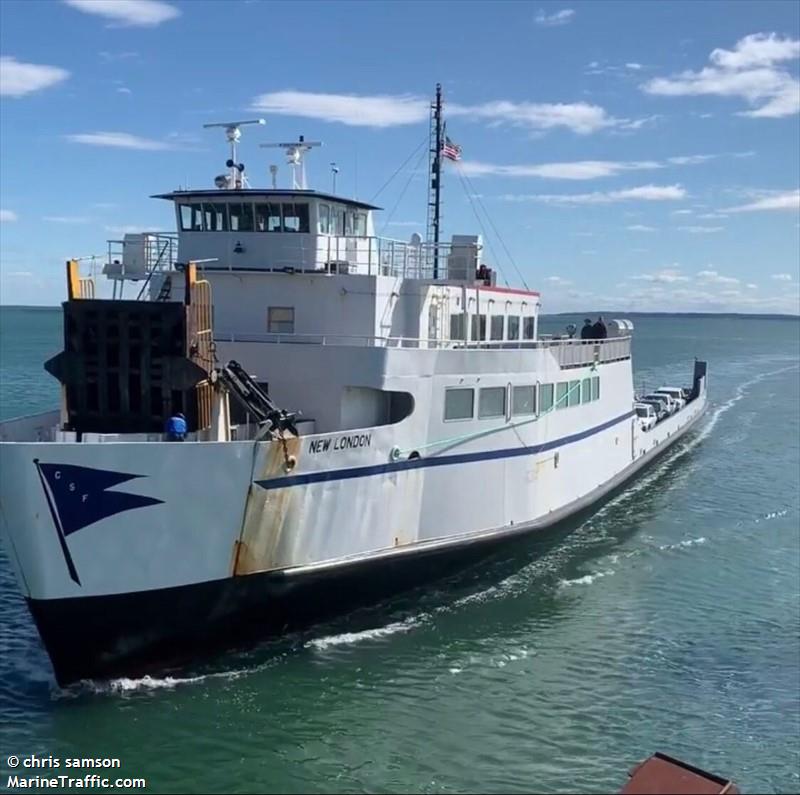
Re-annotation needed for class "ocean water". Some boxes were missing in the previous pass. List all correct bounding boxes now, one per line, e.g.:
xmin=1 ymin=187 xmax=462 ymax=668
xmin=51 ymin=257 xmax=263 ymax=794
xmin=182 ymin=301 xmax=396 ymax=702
xmin=1 ymin=307 xmax=799 ymax=794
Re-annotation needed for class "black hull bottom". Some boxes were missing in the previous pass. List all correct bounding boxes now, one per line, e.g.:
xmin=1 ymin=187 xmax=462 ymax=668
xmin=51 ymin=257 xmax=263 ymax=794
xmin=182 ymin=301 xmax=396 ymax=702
xmin=27 ymin=401 xmax=707 ymax=687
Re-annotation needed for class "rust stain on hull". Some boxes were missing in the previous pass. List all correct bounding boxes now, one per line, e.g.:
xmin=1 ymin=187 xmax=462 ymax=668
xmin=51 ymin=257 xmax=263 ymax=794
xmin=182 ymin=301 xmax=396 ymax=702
xmin=232 ymin=435 xmax=301 ymax=577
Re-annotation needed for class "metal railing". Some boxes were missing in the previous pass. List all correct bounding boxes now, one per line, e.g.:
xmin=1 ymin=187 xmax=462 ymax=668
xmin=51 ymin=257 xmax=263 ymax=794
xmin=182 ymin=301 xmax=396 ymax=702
xmin=215 ymin=330 xmax=632 ymax=363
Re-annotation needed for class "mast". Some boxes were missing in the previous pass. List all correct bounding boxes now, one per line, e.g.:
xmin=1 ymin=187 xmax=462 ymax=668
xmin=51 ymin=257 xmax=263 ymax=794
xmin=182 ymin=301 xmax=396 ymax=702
xmin=426 ymin=83 xmax=444 ymax=279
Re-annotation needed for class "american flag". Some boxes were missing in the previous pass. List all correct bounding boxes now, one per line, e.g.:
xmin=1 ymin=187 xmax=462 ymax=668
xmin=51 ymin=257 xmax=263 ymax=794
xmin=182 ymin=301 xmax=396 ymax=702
xmin=442 ymin=135 xmax=462 ymax=162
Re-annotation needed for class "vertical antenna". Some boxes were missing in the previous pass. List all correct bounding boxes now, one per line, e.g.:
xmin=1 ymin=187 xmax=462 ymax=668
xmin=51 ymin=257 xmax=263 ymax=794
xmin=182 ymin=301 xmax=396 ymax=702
xmin=330 ymin=162 xmax=339 ymax=194
xmin=269 ymin=165 xmax=278 ymax=189
xmin=425 ymin=83 xmax=443 ymax=279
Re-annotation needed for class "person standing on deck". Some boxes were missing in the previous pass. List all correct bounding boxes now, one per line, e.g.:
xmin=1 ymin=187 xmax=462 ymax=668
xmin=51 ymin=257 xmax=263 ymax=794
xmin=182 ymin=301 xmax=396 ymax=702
xmin=580 ymin=318 xmax=594 ymax=339
xmin=593 ymin=316 xmax=607 ymax=339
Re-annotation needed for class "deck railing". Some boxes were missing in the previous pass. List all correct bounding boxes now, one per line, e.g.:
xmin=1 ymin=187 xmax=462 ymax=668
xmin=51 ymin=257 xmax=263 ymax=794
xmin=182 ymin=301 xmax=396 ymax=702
xmin=215 ymin=331 xmax=631 ymax=363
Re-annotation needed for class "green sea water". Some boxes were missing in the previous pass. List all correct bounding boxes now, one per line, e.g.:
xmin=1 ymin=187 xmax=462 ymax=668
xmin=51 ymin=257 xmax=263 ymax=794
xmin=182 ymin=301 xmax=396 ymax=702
xmin=1 ymin=307 xmax=799 ymax=794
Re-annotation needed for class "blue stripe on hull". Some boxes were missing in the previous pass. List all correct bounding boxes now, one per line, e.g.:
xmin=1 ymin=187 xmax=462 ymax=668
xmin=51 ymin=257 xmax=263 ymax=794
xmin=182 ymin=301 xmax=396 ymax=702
xmin=256 ymin=410 xmax=635 ymax=491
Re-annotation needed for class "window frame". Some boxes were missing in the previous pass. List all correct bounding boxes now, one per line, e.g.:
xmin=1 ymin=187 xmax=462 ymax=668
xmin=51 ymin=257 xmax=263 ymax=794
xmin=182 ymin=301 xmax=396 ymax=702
xmin=523 ymin=316 xmax=535 ymax=340
xmin=511 ymin=385 xmax=536 ymax=417
xmin=490 ymin=315 xmax=504 ymax=341
xmin=582 ymin=377 xmax=592 ymax=404
xmin=556 ymin=381 xmax=569 ymax=410
xmin=228 ymin=202 xmax=254 ymax=233
xmin=539 ymin=383 xmax=554 ymax=413
xmin=478 ymin=386 xmax=506 ymax=420
xmin=444 ymin=387 xmax=475 ymax=422
xmin=202 ymin=202 xmax=229 ymax=232
xmin=507 ymin=315 xmax=520 ymax=341
xmin=267 ymin=306 xmax=295 ymax=334
xmin=318 ymin=203 xmax=331 ymax=234
xmin=592 ymin=375 xmax=600 ymax=401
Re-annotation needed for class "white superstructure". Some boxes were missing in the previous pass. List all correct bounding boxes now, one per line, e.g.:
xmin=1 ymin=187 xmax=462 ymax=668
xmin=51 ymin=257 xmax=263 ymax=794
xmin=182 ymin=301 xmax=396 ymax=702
xmin=0 ymin=90 xmax=708 ymax=686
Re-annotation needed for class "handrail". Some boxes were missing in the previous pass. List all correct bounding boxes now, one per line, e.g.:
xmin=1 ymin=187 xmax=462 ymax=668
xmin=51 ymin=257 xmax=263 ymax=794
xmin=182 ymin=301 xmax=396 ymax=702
xmin=214 ymin=330 xmax=632 ymax=356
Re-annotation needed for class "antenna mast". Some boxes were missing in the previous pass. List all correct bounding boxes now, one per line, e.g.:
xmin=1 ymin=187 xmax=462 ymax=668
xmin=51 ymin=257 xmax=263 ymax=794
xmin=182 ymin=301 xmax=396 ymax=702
xmin=260 ymin=136 xmax=323 ymax=190
xmin=202 ymin=119 xmax=265 ymax=188
xmin=426 ymin=83 xmax=444 ymax=278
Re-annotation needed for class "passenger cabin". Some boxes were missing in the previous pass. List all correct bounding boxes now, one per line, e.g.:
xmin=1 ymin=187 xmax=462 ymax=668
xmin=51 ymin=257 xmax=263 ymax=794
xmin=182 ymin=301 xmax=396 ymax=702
xmin=141 ymin=186 xmax=542 ymax=352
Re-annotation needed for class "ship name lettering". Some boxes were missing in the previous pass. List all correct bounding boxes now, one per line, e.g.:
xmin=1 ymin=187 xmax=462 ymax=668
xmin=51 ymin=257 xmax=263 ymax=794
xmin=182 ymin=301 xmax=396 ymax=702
xmin=309 ymin=434 xmax=372 ymax=454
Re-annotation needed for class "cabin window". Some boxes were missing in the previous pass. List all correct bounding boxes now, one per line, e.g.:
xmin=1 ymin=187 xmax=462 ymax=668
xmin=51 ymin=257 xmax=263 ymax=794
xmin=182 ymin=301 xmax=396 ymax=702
xmin=354 ymin=212 xmax=368 ymax=237
xmin=512 ymin=385 xmax=536 ymax=416
xmin=450 ymin=312 xmax=466 ymax=341
xmin=523 ymin=316 xmax=535 ymax=340
xmin=318 ymin=204 xmax=331 ymax=234
xmin=508 ymin=315 xmax=520 ymax=340
xmin=255 ymin=202 xmax=283 ymax=232
xmin=582 ymin=377 xmax=592 ymax=404
xmin=179 ymin=204 xmax=203 ymax=231
xmin=478 ymin=387 xmax=506 ymax=419
xmin=592 ymin=376 xmax=600 ymax=401
xmin=229 ymin=203 xmax=254 ymax=232
xmin=335 ymin=207 xmax=346 ymax=235
xmin=556 ymin=381 xmax=569 ymax=410
xmin=539 ymin=383 xmax=554 ymax=413
xmin=490 ymin=315 xmax=504 ymax=341
xmin=203 ymin=203 xmax=228 ymax=232
xmin=267 ymin=307 xmax=295 ymax=334
xmin=283 ymin=203 xmax=309 ymax=233
xmin=444 ymin=388 xmax=474 ymax=421
xmin=345 ymin=211 xmax=355 ymax=236
xmin=471 ymin=314 xmax=487 ymax=342
xmin=568 ymin=380 xmax=581 ymax=407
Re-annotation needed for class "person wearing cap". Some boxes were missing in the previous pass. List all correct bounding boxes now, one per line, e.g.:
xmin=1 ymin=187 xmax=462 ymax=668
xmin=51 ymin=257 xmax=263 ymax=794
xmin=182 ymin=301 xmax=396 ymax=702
xmin=580 ymin=318 xmax=594 ymax=339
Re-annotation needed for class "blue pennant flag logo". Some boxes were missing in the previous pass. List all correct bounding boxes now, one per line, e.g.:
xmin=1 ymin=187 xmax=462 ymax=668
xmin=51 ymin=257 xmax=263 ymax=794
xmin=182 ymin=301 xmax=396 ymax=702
xmin=34 ymin=460 xmax=163 ymax=585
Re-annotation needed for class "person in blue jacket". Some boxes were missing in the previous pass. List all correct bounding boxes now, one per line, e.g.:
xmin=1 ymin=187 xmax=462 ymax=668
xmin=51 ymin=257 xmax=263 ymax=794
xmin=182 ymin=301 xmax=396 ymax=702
xmin=165 ymin=412 xmax=187 ymax=441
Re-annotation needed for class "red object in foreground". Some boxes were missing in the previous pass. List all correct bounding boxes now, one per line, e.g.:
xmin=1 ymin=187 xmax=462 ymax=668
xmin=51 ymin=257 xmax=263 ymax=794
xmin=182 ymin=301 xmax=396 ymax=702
xmin=621 ymin=752 xmax=740 ymax=794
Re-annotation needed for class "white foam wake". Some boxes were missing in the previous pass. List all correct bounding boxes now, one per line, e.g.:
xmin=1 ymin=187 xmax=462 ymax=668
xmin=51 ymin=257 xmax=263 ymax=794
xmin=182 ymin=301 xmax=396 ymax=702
xmin=559 ymin=569 xmax=615 ymax=587
xmin=306 ymin=615 xmax=425 ymax=650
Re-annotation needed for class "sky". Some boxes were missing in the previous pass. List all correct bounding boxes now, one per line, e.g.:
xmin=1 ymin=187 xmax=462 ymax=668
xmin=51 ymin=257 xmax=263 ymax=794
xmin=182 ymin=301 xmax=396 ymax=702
xmin=0 ymin=0 xmax=799 ymax=314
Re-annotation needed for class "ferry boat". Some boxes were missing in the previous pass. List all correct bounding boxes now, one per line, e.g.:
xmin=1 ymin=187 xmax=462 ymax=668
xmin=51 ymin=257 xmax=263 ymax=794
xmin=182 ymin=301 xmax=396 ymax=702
xmin=0 ymin=86 xmax=708 ymax=686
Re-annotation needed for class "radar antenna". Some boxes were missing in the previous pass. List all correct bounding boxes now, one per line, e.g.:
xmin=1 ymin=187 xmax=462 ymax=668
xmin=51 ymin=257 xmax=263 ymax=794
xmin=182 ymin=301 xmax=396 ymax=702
xmin=260 ymin=135 xmax=322 ymax=190
xmin=203 ymin=118 xmax=265 ymax=189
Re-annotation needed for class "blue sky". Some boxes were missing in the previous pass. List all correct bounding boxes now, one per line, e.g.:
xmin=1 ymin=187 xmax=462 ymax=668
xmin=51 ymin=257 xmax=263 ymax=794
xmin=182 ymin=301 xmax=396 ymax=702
xmin=1 ymin=0 xmax=798 ymax=313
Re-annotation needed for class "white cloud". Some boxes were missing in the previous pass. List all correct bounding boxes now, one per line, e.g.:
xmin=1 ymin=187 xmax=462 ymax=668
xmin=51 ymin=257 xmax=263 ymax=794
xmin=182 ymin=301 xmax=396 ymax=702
xmin=253 ymin=90 xmax=620 ymax=134
xmin=117 ymin=87 xmax=132 ymax=95
xmin=252 ymin=90 xmax=428 ymax=128
xmin=105 ymin=224 xmax=152 ymax=235
xmin=64 ymin=0 xmax=180 ymax=27
xmin=667 ymin=154 xmax=716 ymax=165
xmin=697 ymin=269 xmax=740 ymax=285
xmin=66 ymin=131 xmax=173 ymax=150
xmin=44 ymin=216 xmax=90 ymax=224
xmin=747 ymin=283 xmax=758 ymax=289
xmin=725 ymin=190 xmax=800 ymax=212
xmin=0 ymin=209 xmax=18 ymax=222
xmin=534 ymin=8 xmax=575 ymax=26
xmin=460 ymin=159 xmax=660 ymax=180
xmin=501 ymin=184 xmax=686 ymax=204
xmin=99 ymin=50 xmax=139 ymax=62
xmin=771 ymin=273 xmax=793 ymax=281
xmin=634 ymin=268 xmax=689 ymax=283
xmin=627 ymin=224 xmax=657 ymax=232
xmin=0 ymin=56 xmax=69 ymax=97
xmin=386 ymin=221 xmax=422 ymax=227
xmin=626 ymin=63 xmax=643 ymax=70
xmin=545 ymin=275 xmax=573 ymax=286
xmin=678 ymin=225 xmax=724 ymax=233
xmin=454 ymin=99 xmax=618 ymax=134
xmin=642 ymin=33 xmax=800 ymax=118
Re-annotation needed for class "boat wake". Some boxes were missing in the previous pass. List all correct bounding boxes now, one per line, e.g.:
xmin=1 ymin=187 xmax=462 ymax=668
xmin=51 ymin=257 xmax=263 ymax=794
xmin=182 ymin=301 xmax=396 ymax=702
xmin=306 ymin=615 xmax=425 ymax=650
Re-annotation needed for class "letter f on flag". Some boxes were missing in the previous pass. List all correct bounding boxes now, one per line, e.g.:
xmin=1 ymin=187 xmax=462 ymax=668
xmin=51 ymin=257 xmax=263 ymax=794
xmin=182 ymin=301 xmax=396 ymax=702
xmin=34 ymin=460 xmax=163 ymax=585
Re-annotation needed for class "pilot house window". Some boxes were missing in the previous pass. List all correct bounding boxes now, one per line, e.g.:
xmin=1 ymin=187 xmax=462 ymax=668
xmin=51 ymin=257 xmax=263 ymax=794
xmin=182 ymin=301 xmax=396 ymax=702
xmin=267 ymin=307 xmax=295 ymax=334
xmin=318 ymin=204 xmax=331 ymax=234
xmin=229 ymin=203 xmax=254 ymax=232
xmin=203 ymin=203 xmax=228 ymax=231
xmin=282 ymin=203 xmax=310 ymax=233
xmin=179 ymin=204 xmax=203 ymax=231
